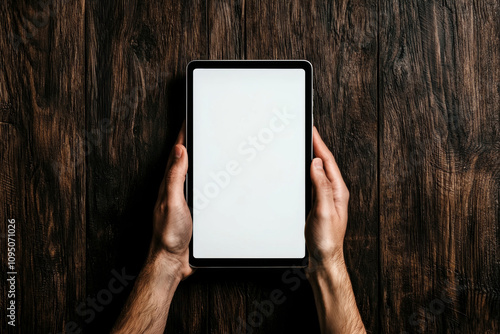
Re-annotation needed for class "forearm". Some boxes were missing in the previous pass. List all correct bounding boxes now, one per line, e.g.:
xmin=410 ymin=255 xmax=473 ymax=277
xmin=308 ymin=259 xmax=365 ymax=334
xmin=112 ymin=252 xmax=182 ymax=334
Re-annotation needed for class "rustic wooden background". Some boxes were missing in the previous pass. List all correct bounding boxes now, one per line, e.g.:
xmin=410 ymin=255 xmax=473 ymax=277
xmin=1 ymin=0 xmax=499 ymax=333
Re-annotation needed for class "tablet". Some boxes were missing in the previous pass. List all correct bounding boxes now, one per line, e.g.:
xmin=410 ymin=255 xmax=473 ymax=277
xmin=187 ymin=60 xmax=312 ymax=267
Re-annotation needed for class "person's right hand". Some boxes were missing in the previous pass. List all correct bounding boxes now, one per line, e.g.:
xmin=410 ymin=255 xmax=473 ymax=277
xmin=305 ymin=127 xmax=350 ymax=270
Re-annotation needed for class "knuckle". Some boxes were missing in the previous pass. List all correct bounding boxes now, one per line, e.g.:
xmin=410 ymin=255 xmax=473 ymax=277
xmin=164 ymin=233 xmax=182 ymax=247
xmin=166 ymin=195 xmax=182 ymax=210
xmin=316 ymin=177 xmax=332 ymax=192
xmin=165 ymin=167 xmax=180 ymax=182
xmin=333 ymin=185 xmax=349 ymax=204
xmin=323 ymin=187 xmax=334 ymax=200
xmin=323 ymin=151 xmax=335 ymax=165
xmin=314 ymin=203 xmax=335 ymax=221
xmin=165 ymin=166 xmax=186 ymax=184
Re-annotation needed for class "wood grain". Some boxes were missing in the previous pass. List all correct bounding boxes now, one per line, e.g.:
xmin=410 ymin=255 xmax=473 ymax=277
xmin=205 ymin=1 xmax=248 ymax=333
xmin=1 ymin=0 xmax=499 ymax=332
xmin=379 ymin=0 xmax=500 ymax=332
xmin=208 ymin=0 xmax=245 ymax=60
xmin=85 ymin=0 xmax=206 ymax=332
xmin=245 ymin=0 xmax=379 ymax=332
xmin=0 ymin=0 xmax=85 ymax=333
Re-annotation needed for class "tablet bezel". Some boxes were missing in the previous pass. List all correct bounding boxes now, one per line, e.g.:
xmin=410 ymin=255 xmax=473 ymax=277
xmin=186 ymin=60 xmax=313 ymax=268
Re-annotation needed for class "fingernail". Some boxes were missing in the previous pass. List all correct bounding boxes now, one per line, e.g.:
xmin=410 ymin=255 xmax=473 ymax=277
xmin=174 ymin=145 xmax=182 ymax=158
xmin=313 ymin=158 xmax=323 ymax=169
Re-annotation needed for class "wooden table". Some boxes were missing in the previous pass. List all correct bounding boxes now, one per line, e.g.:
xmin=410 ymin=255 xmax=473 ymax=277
xmin=1 ymin=0 xmax=499 ymax=333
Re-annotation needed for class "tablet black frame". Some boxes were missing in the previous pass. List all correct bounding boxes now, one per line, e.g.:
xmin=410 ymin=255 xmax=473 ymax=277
xmin=186 ymin=60 xmax=313 ymax=268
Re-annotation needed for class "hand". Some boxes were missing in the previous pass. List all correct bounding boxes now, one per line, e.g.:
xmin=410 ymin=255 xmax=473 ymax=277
xmin=112 ymin=124 xmax=193 ymax=334
xmin=306 ymin=127 xmax=350 ymax=270
xmin=305 ymin=127 xmax=365 ymax=333
xmin=150 ymin=123 xmax=194 ymax=280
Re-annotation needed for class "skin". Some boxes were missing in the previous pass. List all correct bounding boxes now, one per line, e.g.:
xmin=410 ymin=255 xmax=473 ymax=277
xmin=112 ymin=125 xmax=366 ymax=334
xmin=306 ymin=127 xmax=366 ymax=333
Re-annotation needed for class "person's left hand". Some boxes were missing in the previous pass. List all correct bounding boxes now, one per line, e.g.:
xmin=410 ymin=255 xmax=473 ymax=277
xmin=149 ymin=123 xmax=194 ymax=280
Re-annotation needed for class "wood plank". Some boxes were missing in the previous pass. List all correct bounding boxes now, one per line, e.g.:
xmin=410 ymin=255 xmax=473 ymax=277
xmin=245 ymin=0 xmax=379 ymax=332
xmin=85 ymin=0 xmax=207 ymax=332
xmin=0 ymin=0 xmax=85 ymax=332
xmin=206 ymin=1 xmax=247 ymax=333
xmin=379 ymin=0 xmax=500 ymax=332
xmin=208 ymin=0 xmax=245 ymax=60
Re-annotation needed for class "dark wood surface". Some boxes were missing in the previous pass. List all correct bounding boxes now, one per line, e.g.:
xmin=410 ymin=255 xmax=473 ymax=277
xmin=0 ymin=0 xmax=498 ymax=333
xmin=0 ymin=1 xmax=86 ymax=333
xmin=379 ymin=1 xmax=500 ymax=332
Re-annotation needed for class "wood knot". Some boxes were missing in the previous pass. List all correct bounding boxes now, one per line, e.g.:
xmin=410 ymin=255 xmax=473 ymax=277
xmin=0 ymin=101 xmax=15 ymax=124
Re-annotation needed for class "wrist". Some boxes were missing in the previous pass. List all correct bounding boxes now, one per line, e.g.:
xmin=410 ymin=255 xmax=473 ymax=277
xmin=306 ymin=248 xmax=348 ymax=282
xmin=147 ymin=247 xmax=184 ymax=284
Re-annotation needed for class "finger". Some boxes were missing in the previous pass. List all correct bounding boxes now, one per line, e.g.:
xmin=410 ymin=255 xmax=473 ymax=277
xmin=166 ymin=123 xmax=187 ymax=171
xmin=157 ymin=145 xmax=177 ymax=200
xmin=312 ymin=127 xmax=349 ymax=205
xmin=164 ymin=144 xmax=188 ymax=208
xmin=310 ymin=158 xmax=335 ymax=216
xmin=175 ymin=121 xmax=186 ymax=146
xmin=312 ymin=127 xmax=342 ymax=182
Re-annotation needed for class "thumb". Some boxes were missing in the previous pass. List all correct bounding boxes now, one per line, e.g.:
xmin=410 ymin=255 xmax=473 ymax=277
xmin=165 ymin=144 xmax=188 ymax=208
xmin=310 ymin=158 xmax=334 ymax=216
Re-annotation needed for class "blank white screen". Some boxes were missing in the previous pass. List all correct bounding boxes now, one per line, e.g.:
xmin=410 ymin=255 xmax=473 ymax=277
xmin=193 ymin=68 xmax=305 ymax=258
